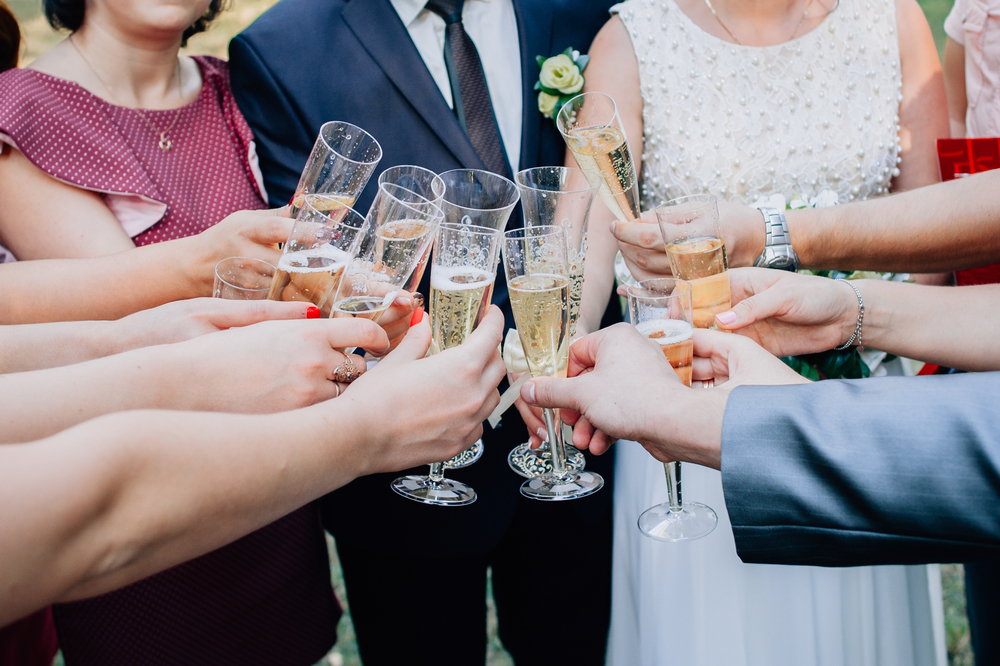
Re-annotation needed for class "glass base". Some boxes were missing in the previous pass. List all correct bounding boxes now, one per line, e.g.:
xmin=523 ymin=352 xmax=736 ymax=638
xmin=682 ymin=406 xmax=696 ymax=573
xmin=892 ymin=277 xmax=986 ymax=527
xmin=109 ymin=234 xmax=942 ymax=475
xmin=443 ymin=439 xmax=483 ymax=470
xmin=391 ymin=475 xmax=477 ymax=506
xmin=637 ymin=502 xmax=718 ymax=542
xmin=507 ymin=442 xmax=586 ymax=479
xmin=520 ymin=470 xmax=604 ymax=501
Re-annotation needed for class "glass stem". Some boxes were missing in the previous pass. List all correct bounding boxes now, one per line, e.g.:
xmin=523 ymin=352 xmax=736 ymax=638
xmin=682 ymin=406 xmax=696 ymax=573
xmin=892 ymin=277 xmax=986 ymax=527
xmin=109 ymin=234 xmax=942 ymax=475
xmin=544 ymin=407 xmax=568 ymax=477
xmin=429 ymin=462 xmax=445 ymax=484
xmin=664 ymin=461 xmax=683 ymax=513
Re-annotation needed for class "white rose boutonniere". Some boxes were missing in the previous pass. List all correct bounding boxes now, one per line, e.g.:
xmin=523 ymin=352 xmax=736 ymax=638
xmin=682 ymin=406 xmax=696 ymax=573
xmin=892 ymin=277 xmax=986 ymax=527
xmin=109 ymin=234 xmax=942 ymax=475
xmin=535 ymin=48 xmax=589 ymax=122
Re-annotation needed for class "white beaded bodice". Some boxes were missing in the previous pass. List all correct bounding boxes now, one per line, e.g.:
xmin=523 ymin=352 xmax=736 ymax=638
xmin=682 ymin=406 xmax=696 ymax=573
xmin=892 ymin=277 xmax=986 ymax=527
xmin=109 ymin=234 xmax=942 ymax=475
xmin=611 ymin=0 xmax=903 ymax=207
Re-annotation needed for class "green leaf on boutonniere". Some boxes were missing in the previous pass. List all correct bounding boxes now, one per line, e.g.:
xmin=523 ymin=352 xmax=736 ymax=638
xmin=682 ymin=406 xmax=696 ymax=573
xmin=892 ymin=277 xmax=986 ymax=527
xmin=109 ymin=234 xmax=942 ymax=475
xmin=780 ymin=355 xmax=821 ymax=381
xmin=536 ymin=55 xmax=547 ymax=68
xmin=562 ymin=47 xmax=574 ymax=58
xmin=576 ymin=55 xmax=590 ymax=72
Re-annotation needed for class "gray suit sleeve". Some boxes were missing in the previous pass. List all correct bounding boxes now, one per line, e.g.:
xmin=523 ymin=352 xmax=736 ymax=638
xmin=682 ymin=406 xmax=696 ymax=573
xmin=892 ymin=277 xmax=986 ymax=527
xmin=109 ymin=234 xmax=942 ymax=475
xmin=721 ymin=372 xmax=1000 ymax=566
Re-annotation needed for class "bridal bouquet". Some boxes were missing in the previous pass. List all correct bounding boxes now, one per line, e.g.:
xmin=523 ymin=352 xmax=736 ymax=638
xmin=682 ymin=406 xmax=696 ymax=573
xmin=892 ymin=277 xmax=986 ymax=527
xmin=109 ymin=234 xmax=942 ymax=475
xmin=751 ymin=191 xmax=910 ymax=381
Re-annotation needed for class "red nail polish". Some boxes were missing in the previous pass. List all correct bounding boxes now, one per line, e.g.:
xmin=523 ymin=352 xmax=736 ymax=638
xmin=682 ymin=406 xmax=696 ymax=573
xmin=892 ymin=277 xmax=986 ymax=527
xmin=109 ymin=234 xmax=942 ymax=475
xmin=306 ymin=306 xmax=321 ymax=319
xmin=410 ymin=308 xmax=424 ymax=326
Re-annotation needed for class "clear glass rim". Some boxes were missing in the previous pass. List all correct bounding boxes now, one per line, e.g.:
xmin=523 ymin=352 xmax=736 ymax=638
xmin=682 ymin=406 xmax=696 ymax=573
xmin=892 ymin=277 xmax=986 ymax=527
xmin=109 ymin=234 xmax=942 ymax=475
xmin=626 ymin=277 xmax=694 ymax=302
xmin=503 ymin=224 xmax=566 ymax=241
xmin=437 ymin=221 xmax=502 ymax=239
xmin=318 ymin=120 xmax=383 ymax=167
xmin=556 ymin=91 xmax=620 ymax=136
xmin=377 ymin=181 xmax=445 ymax=221
xmin=437 ymin=168 xmax=520 ymax=212
xmin=302 ymin=193 xmax=368 ymax=230
xmin=514 ymin=166 xmax=599 ymax=195
xmin=378 ymin=165 xmax=446 ymax=202
xmin=214 ymin=256 xmax=275 ymax=292
xmin=659 ymin=193 xmax=719 ymax=210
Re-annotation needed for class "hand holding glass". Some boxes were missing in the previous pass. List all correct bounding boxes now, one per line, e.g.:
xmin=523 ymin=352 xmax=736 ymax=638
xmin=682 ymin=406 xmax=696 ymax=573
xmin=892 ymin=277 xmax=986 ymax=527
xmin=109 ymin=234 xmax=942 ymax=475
xmin=627 ymin=278 xmax=717 ymax=541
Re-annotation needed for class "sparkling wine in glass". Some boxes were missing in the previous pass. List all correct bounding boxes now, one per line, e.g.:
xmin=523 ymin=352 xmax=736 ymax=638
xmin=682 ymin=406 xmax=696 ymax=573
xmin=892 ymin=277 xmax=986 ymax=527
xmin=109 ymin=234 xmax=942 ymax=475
xmin=213 ymin=257 xmax=275 ymax=300
xmin=628 ymin=278 xmax=718 ymax=541
xmin=432 ymin=169 xmax=519 ymax=470
xmin=288 ymin=121 xmax=382 ymax=218
xmin=268 ymin=195 xmax=368 ymax=317
xmin=391 ymin=223 xmax=500 ymax=506
xmin=655 ymin=194 xmax=732 ymax=330
xmin=380 ymin=165 xmax=447 ymax=299
xmin=506 ymin=166 xmax=598 ymax=479
xmin=503 ymin=226 xmax=604 ymax=501
xmin=331 ymin=182 xmax=443 ymax=326
xmin=557 ymin=92 xmax=642 ymax=285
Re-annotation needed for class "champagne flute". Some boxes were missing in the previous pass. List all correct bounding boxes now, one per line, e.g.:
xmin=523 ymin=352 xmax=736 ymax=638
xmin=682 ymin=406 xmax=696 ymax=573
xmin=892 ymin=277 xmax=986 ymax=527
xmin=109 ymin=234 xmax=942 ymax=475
xmin=502 ymin=226 xmax=604 ymax=501
xmin=655 ymin=195 xmax=731 ymax=330
xmin=434 ymin=169 xmax=519 ymax=470
xmin=289 ymin=121 xmax=382 ymax=217
xmin=331 ymin=182 xmax=443 ymax=326
xmin=381 ymin=165 xmax=446 ymax=301
xmin=390 ymin=223 xmax=501 ymax=506
xmin=506 ymin=166 xmax=597 ymax=479
xmin=627 ymin=278 xmax=718 ymax=541
xmin=267 ymin=195 xmax=369 ymax=317
xmin=213 ymin=257 xmax=275 ymax=300
xmin=557 ymin=92 xmax=641 ymax=285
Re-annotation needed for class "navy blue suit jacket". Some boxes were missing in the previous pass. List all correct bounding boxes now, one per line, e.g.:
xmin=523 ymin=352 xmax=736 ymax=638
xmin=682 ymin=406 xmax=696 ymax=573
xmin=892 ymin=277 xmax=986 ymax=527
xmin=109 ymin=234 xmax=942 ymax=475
xmin=230 ymin=0 xmax=618 ymax=555
xmin=723 ymin=373 xmax=1000 ymax=566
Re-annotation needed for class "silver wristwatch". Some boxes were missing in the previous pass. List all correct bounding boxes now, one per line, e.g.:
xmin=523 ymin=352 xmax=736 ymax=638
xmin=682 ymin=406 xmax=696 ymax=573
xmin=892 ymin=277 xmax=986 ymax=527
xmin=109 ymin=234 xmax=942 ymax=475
xmin=754 ymin=207 xmax=800 ymax=271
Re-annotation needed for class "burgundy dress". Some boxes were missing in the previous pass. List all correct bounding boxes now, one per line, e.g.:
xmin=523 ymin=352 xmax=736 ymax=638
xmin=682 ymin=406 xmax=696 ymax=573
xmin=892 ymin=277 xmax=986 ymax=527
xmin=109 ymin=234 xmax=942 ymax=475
xmin=0 ymin=57 xmax=340 ymax=665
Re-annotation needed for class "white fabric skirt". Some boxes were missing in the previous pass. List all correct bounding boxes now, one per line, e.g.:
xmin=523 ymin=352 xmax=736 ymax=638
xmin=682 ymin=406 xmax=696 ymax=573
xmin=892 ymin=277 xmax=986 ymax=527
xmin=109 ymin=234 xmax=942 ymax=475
xmin=607 ymin=440 xmax=947 ymax=666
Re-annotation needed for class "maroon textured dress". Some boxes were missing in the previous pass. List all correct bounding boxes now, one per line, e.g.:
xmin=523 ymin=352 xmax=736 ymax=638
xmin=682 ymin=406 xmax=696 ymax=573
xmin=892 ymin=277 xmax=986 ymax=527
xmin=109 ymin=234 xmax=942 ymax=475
xmin=0 ymin=57 xmax=340 ymax=665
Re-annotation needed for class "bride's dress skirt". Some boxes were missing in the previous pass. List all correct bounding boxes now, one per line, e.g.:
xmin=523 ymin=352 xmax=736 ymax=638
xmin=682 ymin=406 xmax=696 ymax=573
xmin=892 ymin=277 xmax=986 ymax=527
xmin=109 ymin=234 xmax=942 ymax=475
xmin=608 ymin=441 xmax=947 ymax=666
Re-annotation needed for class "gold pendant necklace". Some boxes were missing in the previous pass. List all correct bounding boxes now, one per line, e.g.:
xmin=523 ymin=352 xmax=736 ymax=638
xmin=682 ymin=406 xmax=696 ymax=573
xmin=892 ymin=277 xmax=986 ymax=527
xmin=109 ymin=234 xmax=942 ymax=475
xmin=703 ymin=0 xmax=816 ymax=46
xmin=69 ymin=35 xmax=183 ymax=151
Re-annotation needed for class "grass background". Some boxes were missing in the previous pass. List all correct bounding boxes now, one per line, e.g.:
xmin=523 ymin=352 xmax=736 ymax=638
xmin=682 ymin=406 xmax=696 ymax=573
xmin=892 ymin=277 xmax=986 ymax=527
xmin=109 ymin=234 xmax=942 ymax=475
xmin=5 ymin=0 xmax=973 ymax=663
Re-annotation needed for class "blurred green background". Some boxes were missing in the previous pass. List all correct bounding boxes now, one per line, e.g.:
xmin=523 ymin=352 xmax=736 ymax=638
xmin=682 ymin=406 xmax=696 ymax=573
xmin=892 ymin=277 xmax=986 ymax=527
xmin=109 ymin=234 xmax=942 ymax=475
xmin=3 ymin=0 xmax=974 ymax=664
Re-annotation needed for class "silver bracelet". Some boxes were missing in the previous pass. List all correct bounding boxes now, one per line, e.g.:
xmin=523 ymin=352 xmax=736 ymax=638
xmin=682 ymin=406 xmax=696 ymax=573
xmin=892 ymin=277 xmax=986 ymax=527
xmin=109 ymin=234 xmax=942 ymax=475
xmin=833 ymin=279 xmax=864 ymax=351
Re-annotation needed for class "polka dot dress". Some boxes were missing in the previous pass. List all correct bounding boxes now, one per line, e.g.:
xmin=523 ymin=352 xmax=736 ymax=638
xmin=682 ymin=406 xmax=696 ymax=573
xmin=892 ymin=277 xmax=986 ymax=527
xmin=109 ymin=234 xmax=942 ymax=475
xmin=0 ymin=56 xmax=267 ymax=249
xmin=0 ymin=58 xmax=339 ymax=666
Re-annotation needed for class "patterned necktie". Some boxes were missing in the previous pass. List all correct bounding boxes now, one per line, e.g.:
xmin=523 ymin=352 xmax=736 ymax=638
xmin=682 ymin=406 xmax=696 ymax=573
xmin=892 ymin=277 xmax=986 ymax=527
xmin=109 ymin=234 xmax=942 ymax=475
xmin=424 ymin=0 xmax=511 ymax=178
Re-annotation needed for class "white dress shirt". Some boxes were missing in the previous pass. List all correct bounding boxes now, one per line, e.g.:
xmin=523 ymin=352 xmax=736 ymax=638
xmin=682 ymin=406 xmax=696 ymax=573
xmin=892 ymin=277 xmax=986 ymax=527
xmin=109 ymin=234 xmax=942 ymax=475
xmin=389 ymin=0 xmax=523 ymax=172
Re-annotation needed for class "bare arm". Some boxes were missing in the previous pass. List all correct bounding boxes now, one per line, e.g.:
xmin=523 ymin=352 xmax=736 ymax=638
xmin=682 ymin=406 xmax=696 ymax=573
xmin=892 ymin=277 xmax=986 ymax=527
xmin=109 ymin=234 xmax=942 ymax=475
xmin=893 ymin=0 xmax=949 ymax=193
xmin=0 ymin=315 xmax=381 ymax=443
xmin=0 ymin=209 xmax=290 ymax=324
xmin=0 ymin=147 xmax=134 ymax=259
xmin=943 ymin=37 xmax=968 ymax=138
xmin=718 ymin=267 xmax=1000 ymax=371
xmin=0 ymin=309 xmax=506 ymax=625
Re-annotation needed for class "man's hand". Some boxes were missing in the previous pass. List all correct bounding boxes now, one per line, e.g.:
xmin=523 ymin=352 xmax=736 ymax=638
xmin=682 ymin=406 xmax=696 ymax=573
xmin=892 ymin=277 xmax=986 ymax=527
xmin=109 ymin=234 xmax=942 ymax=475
xmin=519 ymin=324 xmax=808 ymax=470
xmin=715 ymin=268 xmax=859 ymax=356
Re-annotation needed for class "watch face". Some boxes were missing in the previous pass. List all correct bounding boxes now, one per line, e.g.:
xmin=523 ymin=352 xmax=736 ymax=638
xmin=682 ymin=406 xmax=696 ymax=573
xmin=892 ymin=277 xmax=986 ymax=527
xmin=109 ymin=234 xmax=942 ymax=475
xmin=768 ymin=256 xmax=797 ymax=271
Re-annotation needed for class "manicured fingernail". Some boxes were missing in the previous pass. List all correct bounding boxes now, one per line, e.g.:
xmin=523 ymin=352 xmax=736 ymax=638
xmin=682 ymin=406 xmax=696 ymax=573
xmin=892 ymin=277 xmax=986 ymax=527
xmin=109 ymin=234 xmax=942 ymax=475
xmin=412 ymin=292 xmax=425 ymax=310
xmin=716 ymin=310 xmax=738 ymax=325
xmin=536 ymin=427 xmax=548 ymax=442
xmin=610 ymin=221 xmax=617 ymax=235
xmin=306 ymin=306 xmax=321 ymax=319
xmin=523 ymin=382 xmax=536 ymax=404
xmin=410 ymin=308 xmax=424 ymax=326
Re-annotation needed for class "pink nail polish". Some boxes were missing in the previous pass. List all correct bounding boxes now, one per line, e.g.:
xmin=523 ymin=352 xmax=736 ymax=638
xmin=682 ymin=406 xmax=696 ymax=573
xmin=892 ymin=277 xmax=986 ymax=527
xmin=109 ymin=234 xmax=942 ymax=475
xmin=716 ymin=310 xmax=738 ymax=325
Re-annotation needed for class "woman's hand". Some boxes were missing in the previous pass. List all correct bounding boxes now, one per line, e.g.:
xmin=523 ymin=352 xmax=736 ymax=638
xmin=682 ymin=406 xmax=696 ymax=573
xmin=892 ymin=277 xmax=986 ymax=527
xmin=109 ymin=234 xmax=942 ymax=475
xmin=346 ymin=306 xmax=507 ymax=474
xmin=184 ymin=208 xmax=294 ymax=296
xmin=114 ymin=297 xmax=323 ymax=352
xmin=715 ymin=268 xmax=859 ymax=356
xmin=609 ymin=210 xmax=673 ymax=282
xmin=162 ymin=318 xmax=387 ymax=413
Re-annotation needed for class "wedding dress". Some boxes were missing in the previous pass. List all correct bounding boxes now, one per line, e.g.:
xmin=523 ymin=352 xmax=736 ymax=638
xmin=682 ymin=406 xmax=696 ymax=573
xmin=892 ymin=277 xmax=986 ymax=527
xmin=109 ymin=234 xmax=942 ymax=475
xmin=606 ymin=1 xmax=947 ymax=664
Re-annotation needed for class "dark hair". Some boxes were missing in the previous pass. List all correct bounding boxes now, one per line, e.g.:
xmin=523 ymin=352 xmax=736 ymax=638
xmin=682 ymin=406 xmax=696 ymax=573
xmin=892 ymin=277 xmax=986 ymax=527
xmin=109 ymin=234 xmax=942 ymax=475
xmin=1 ymin=0 xmax=20 ymax=71
xmin=43 ymin=0 xmax=229 ymax=47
